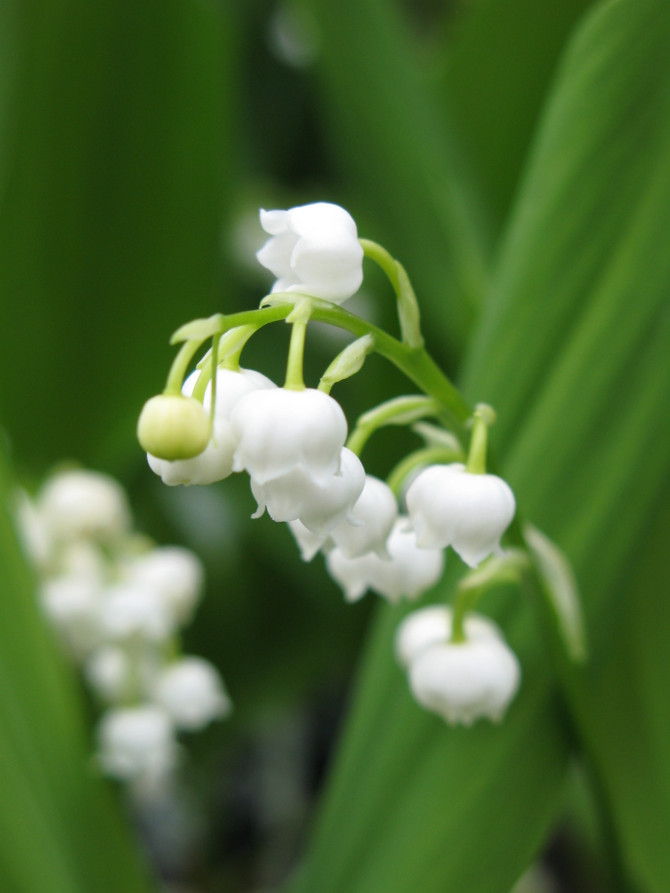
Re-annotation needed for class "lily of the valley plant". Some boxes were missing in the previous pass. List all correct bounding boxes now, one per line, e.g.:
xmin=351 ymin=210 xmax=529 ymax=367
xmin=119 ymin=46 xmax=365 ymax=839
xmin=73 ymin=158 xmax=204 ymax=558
xmin=138 ymin=200 xmax=583 ymax=727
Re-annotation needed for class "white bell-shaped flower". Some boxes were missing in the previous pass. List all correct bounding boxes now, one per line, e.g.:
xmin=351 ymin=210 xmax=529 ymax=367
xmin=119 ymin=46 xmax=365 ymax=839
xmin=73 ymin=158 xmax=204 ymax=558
xmin=408 ymin=634 xmax=520 ymax=725
xmin=85 ymin=646 xmax=132 ymax=702
xmin=40 ymin=577 xmax=103 ymax=655
xmin=326 ymin=518 xmax=444 ymax=603
xmin=405 ymin=463 xmax=516 ymax=567
xmin=39 ymin=469 xmax=131 ymax=544
xmin=125 ymin=546 xmax=203 ymax=625
xmin=251 ymin=447 xmax=364 ymax=532
xmin=231 ymin=387 xmax=347 ymax=485
xmin=330 ymin=475 xmax=398 ymax=558
xmin=100 ymin=582 xmax=175 ymax=643
xmin=153 ymin=657 xmax=231 ymax=731
xmin=14 ymin=490 xmax=52 ymax=569
xmin=97 ymin=705 xmax=177 ymax=782
xmin=395 ymin=605 xmax=503 ymax=668
xmin=256 ymin=202 xmax=364 ymax=303
xmin=148 ymin=367 xmax=276 ymax=486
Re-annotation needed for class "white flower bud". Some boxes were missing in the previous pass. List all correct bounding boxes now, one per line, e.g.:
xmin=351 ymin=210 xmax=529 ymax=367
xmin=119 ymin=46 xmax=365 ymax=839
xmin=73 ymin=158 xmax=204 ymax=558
xmin=84 ymin=646 xmax=132 ymax=702
xmin=330 ymin=475 xmax=398 ymax=558
xmin=256 ymin=202 xmax=364 ymax=303
xmin=405 ymin=463 xmax=516 ymax=567
xmin=137 ymin=395 xmax=211 ymax=461
xmin=288 ymin=519 xmax=329 ymax=562
xmin=153 ymin=657 xmax=231 ymax=731
xmin=408 ymin=635 xmax=520 ymax=725
xmin=40 ymin=577 xmax=103 ymax=655
xmin=251 ymin=447 xmax=365 ymax=532
xmin=395 ymin=605 xmax=502 ymax=668
xmin=326 ymin=518 xmax=444 ymax=603
xmin=100 ymin=582 xmax=175 ymax=643
xmin=97 ymin=705 xmax=177 ymax=782
xmin=39 ymin=469 xmax=131 ymax=544
xmin=147 ymin=368 xmax=276 ymax=486
xmin=231 ymin=387 xmax=347 ymax=485
xmin=125 ymin=546 xmax=203 ymax=624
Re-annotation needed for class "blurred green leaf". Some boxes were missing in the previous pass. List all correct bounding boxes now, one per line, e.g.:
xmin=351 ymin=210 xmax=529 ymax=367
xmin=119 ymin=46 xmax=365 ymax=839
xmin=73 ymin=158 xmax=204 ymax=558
xmin=0 ymin=0 xmax=235 ymax=474
xmin=0 ymin=442 xmax=151 ymax=891
xmin=439 ymin=0 xmax=594 ymax=225
xmin=287 ymin=0 xmax=670 ymax=890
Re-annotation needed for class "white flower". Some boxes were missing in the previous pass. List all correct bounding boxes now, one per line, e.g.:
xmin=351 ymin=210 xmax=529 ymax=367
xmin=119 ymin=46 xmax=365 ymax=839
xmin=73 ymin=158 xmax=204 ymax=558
xmin=231 ymin=387 xmax=347 ymax=485
xmin=408 ymin=634 xmax=520 ymax=726
xmin=97 ymin=705 xmax=177 ymax=782
xmin=153 ymin=657 xmax=231 ymax=731
xmin=330 ymin=475 xmax=398 ymax=558
xmin=405 ymin=463 xmax=516 ymax=567
xmin=40 ymin=577 xmax=103 ymax=655
xmin=325 ymin=518 xmax=444 ymax=603
xmin=39 ymin=469 xmax=131 ymax=544
xmin=288 ymin=519 xmax=329 ymax=562
xmin=125 ymin=546 xmax=203 ymax=625
xmin=99 ymin=582 xmax=175 ymax=643
xmin=256 ymin=202 xmax=363 ymax=302
xmin=394 ymin=605 xmax=503 ymax=668
xmin=251 ymin=447 xmax=365 ymax=532
xmin=85 ymin=646 xmax=133 ymax=702
xmin=14 ymin=490 xmax=52 ymax=568
xmin=148 ymin=368 xmax=275 ymax=486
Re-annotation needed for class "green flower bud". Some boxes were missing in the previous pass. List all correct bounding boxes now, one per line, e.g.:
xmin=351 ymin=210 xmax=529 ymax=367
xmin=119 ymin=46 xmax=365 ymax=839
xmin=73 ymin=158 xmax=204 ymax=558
xmin=137 ymin=395 xmax=211 ymax=460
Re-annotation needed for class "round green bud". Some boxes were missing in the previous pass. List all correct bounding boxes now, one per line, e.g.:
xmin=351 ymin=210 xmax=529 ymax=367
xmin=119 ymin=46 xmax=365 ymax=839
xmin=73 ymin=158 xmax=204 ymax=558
xmin=137 ymin=395 xmax=211 ymax=461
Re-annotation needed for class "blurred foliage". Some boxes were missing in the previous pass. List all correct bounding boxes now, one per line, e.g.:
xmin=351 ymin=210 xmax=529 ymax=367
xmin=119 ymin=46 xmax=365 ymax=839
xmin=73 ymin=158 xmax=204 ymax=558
xmin=1 ymin=0 xmax=670 ymax=890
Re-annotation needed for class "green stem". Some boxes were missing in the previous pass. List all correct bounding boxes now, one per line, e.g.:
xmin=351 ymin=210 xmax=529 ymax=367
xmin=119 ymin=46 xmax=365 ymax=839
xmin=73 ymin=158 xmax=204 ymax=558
xmin=284 ymin=320 xmax=308 ymax=390
xmin=178 ymin=303 xmax=471 ymax=431
xmin=346 ymin=396 xmax=442 ymax=456
xmin=466 ymin=416 xmax=488 ymax=474
xmin=451 ymin=585 xmax=484 ymax=643
xmin=359 ymin=238 xmax=423 ymax=348
xmin=165 ymin=339 xmax=204 ymax=396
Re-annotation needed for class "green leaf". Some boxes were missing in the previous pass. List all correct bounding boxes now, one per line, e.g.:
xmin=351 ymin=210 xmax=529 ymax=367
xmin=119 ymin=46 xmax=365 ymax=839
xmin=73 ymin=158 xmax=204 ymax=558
xmin=0 ymin=0 xmax=235 ymax=473
xmin=287 ymin=1 xmax=670 ymax=890
xmin=170 ymin=314 xmax=226 ymax=345
xmin=0 ymin=441 xmax=151 ymax=891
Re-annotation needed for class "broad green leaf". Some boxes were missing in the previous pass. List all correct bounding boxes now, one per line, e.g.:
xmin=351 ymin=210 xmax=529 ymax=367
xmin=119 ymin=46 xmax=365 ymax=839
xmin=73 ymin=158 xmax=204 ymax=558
xmin=301 ymin=0 xmax=493 ymax=362
xmin=0 ymin=442 xmax=151 ymax=891
xmin=287 ymin=1 xmax=670 ymax=890
xmin=439 ymin=0 xmax=595 ymax=223
xmin=0 ymin=0 xmax=235 ymax=474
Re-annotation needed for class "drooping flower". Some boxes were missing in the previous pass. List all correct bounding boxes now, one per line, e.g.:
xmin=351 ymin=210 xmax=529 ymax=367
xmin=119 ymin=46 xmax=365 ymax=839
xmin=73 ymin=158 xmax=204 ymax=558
xmin=330 ymin=475 xmax=398 ymax=558
xmin=97 ymin=705 xmax=177 ymax=782
xmin=124 ymin=546 xmax=204 ymax=624
xmin=251 ymin=447 xmax=365 ymax=531
xmin=137 ymin=394 xmax=212 ymax=461
xmin=39 ymin=469 xmax=131 ymax=544
xmin=405 ymin=463 xmax=516 ymax=567
xmin=256 ymin=202 xmax=364 ymax=303
xmin=395 ymin=605 xmax=520 ymax=725
xmin=325 ymin=518 xmax=444 ymax=603
xmin=288 ymin=519 xmax=329 ymax=562
xmin=152 ymin=657 xmax=231 ymax=731
xmin=408 ymin=635 xmax=520 ymax=726
xmin=231 ymin=387 xmax=347 ymax=485
xmin=99 ymin=582 xmax=175 ymax=643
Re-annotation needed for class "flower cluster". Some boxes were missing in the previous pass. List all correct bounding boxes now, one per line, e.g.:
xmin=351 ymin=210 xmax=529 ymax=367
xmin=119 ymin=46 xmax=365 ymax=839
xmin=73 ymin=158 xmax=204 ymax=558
xmin=137 ymin=201 xmax=524 ymax=727
xmin=17 ymin=468 xmax=230 ymax=791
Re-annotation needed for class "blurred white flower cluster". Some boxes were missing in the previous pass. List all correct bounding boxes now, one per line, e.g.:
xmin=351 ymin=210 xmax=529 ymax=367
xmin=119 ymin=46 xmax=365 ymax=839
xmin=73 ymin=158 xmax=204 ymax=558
xmin=139 ymin=200 xmax=523 ymax=727
xmin=16 ymin=468 xmax=230 ymax=790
